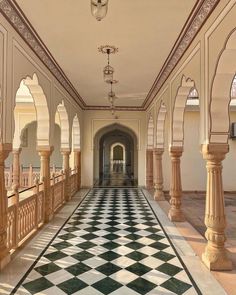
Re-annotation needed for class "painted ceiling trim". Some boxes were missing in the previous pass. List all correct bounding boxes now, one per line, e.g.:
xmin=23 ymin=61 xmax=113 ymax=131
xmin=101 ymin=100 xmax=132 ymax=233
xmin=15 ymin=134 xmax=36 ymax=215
xmin=0 ymin=0 xmax=219 ymax=111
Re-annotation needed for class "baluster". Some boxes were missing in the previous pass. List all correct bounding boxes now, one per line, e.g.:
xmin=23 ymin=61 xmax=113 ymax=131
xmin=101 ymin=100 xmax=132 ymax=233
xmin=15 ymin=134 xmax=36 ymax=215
xmin=12 ymin=185 xmax=19 ymax=249
xmin=29 ymin=164 xmax=33 ymax=187
xmin=52 ymin=173 xmax=55 ymax=212
xmin=34 ymin=177 xmax=39 ymax=229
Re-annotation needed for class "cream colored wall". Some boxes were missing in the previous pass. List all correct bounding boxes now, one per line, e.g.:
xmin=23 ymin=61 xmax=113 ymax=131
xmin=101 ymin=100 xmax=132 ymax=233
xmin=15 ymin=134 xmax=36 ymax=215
xmin=81 ymin=110 xmax=146 ymax=187
xmin=163 ymin=108 xmax=236 ymax=192
xmin=0 ymin=14 xmax=83 ymax=149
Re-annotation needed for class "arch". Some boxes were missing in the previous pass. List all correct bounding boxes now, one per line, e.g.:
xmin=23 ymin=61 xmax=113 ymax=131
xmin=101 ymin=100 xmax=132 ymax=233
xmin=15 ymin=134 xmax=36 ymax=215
xmin=156 ymin=102 xmax=167 ymax=149
xmin=172 ymin=76 xmax=195 ymax=147
xmin=23 ymin=74 xmax=50 ymax=147
xmin=72 ymin=114 xmax=81 ymax=150
xmin=210 ymin=29 xmax=236 ymax=144
xmin=56 ymin=101 xmax=70 ymax=150
xmin=110 ymin=143 xmax=126 ymax=162
xmin=93 ymin=123 xmax=138 ymax=183
xmin=147 ymin=114 xmax=154 ymax=149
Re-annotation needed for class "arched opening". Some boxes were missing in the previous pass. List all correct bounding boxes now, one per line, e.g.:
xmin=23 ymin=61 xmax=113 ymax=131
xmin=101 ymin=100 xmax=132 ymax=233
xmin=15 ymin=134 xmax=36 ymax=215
xmin=156 ymin=102 xmax=167 ymax=149
xmin=110 ymin=143 xmax=126 ymax=173
xmin=146 ymin=114 xmax=154 ymax=188
xmin=71 ymin=114 xmax=81 ymax=168
xmin=93 ymin=124 xmax=138 ymax=187
xmin=5 ymin=75 xmax=50 ymax=192
xmin=210 ymin=29 xmax=236 ymax=144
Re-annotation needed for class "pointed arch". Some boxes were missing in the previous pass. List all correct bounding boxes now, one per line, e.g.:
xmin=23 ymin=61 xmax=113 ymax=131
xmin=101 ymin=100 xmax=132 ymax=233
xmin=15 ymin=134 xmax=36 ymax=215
xmin=172 ymin=76 xmax=195 ymax=147
xmin=13 ymin=74 xmax=49 ymax=148
xmin=72 ymin=114 xmax=81 ymax=150
xmin=210 ymin=28 xmax=236 ymax=144
xmin=147 ymin=114 xmax=154 ymax=149
xmin=156 ymin=102 xmax=167 ymax=149
xmin=56 ymin=101 xmax=70 ymax=150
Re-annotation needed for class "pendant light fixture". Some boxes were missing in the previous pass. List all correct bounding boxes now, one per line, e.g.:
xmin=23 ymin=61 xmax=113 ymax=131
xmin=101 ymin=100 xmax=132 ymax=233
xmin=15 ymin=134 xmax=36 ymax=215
xmin=91 ymin=0 xmax=109 ymax=21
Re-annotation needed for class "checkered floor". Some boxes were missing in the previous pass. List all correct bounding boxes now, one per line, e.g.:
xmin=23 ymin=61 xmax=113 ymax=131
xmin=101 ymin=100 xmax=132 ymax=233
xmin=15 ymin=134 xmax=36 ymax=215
xmin=15 ymin=188 xmax=201 ymax=295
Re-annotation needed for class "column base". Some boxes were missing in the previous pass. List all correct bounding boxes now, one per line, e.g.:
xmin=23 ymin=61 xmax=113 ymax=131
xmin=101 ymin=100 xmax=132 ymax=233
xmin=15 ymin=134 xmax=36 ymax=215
xmin=168 ymin=208 xmax=185 ymax=222
xmin=0 ymin=253 xmax=10 ymax=270
xmin=202 ymin=247 xmax=232 ymax=271
xmin=154 ymin=190 xmax=165 ymax=201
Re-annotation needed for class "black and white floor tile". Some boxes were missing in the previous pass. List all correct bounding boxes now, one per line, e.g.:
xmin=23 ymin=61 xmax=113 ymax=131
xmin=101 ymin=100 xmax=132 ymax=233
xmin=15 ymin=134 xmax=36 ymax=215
xmin=14 ymin=188 xmax=201 ymax=295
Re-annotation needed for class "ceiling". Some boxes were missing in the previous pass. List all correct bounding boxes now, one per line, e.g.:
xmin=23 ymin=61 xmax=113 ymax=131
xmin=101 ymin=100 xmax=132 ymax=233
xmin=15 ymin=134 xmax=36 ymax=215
xmin=15 ymin=0 xmax=197 ymax=108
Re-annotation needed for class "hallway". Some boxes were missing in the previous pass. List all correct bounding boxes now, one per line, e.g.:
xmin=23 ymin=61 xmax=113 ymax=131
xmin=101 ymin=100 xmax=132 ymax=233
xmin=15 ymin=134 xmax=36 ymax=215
xmin=12 ymin=188 xmax=200 ymax=295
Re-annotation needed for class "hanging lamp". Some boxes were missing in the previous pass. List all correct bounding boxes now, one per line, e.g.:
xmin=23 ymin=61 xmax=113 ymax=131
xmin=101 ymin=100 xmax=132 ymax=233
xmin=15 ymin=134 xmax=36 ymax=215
xmin=91 ymin=0 xmax=109 ymax=21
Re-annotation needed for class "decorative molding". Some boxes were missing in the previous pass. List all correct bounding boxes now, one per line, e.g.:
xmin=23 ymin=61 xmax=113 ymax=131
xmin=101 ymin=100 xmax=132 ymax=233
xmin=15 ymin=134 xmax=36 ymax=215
xmin=143 ymin=0 xmax=220 ymax=110
xmin=0 ymin=0 xmax=220 ymax=111
xmin=0 ymin=0 xmax=86 ymax=109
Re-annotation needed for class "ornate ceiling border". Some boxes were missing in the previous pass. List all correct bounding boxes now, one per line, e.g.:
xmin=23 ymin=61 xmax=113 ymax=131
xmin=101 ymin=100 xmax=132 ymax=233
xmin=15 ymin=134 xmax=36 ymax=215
xmin=0 ymin=0 xmax=220 ymax=111
xmin=142 ymin=0 xmax=220 ymax=110
xmin=0 ymin=0 xmax=86 ymax=109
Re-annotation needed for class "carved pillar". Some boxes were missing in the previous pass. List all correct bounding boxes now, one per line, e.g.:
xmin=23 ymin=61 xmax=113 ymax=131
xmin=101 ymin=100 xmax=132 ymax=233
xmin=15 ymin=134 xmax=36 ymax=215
xmin=168 ymin=146 xmax=185 ymax=222
xmin=201 ymin=144 xmax=232 ymax=270
xmin=61 ymin=149 xmax=71 ymax=201
xmin=0 ymin=143 xmax=12 ymax=269
xmin=74 ymin=149 xmax=81 ymax=190
xmin=146 ymin=149 xmax=153 ymax=189
xmin=38 ymin=147 xmax=53 ymax=223
xmin=153 ymin=148 xmax=165 ymax=200
xmin=12 ymin=148 xmax=21 ymax=189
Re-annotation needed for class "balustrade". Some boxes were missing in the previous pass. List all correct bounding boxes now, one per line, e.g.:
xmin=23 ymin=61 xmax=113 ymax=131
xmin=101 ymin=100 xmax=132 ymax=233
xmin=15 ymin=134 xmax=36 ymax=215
xmin=5 ymin=169 xmax=78 ymax=256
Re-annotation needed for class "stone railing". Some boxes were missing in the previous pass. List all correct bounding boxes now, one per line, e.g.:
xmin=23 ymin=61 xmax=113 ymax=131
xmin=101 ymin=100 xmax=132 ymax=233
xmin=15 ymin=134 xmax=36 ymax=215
xmin=6 ymin=168 xmax=78 ymax=254
xmin=5 ymin=165 xmax=62 ymax=190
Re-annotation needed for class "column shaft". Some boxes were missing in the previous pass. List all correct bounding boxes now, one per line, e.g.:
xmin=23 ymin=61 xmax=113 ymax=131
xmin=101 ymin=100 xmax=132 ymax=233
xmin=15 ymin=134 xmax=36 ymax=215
xmin=74 ymin=150 xmax=81 ymax=190
xmin=201 ymin=144 xmax=232 ymax=270
xmin=168 ymin=146 xmax=185 ymax=222
xmin=12 ymin=148 xmax=21 ymax=189
xmin=146 ymin=149 xmax=153 ymax=189
xmin=38 ymin=148 xmax=53 ymax=223
xmin=0 ymin=144 xmax=11 ymax=269
xmin=153 ymin=148 xmax=165 ymax=200
xmin=62 ymin=150 xmax=71 ymax=201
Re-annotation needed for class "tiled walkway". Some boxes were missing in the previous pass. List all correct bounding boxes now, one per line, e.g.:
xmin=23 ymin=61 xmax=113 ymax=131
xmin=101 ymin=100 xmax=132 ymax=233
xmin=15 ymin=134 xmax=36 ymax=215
xmin=14 ymin=188 xmax=201 ymax=294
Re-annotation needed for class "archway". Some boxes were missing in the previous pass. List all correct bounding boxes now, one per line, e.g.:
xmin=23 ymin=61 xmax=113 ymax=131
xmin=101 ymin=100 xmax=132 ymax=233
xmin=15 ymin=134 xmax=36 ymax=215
xmin=110 ymin=143 xmax=126 ymax=173
xmin=210 ymin=29 xmax=236 ymax=144
xmin=93 ymin=123 xmax=138 ymax=187
xmin=5 ymin=75 xmax=50 ymax=191
xmin=146 ymin=114 xmax=154 ymax=188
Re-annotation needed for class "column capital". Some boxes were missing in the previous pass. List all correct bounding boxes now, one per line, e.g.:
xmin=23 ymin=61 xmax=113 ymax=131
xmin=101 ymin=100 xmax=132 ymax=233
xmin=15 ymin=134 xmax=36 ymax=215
xmin=73 ymin=148 xmax=81 ymax=153
xmin=169 ymin=146 xmax=183 ymax=159
xmin=201 ymin=144 xmax=229 ymax=161
xmin=153 ymin=148 xmax=164 ymax=155
xmin=0 ymin=143 xmax=12 ymax=161
xmin=61 ymin=148 xmax=71 ymax=155
xmin=37 ymin=146 xmax=54 ymax=156
xmin=12 ymin=147 xmax=22 ymax=154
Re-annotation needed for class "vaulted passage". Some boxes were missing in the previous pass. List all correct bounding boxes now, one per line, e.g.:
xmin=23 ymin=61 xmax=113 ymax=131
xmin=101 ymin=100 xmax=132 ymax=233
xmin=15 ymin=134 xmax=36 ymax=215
xmin=93 ymin=124 xmax=138 ymax=187
xmin=15 ymin=188 xmax=200 ymax=295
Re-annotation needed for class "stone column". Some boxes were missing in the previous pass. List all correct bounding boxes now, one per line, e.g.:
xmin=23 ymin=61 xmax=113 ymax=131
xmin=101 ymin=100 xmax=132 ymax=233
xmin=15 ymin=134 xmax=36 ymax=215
xmin=168 ymin=146 xmax=185 ymax=222
xmin=153 ymin=148 xmax=165 ymax=200
xmin=0 ymin=143 xmax=12 ymax=270
xmin=201 ymin=144 xmax=232 ymax=270
xmin=38 ymin=147 xmax=53 ymax=223
xmin=146 ymin=149 xmax=153 ymax=189
xmin=74 ymin=149 xmax=81 ymax=190
xmin=61 ymin=149 xmax=71 ymax=201
xmin=12 ymin=148 xmax=21 ymax=189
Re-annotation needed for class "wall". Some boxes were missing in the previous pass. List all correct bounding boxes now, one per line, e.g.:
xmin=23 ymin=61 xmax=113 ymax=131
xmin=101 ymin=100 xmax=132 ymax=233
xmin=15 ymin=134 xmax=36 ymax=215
xmin=162 ymin=108 xmax=236 ymax=192
xmin=81 ymin=110 xmax=146 ymax=187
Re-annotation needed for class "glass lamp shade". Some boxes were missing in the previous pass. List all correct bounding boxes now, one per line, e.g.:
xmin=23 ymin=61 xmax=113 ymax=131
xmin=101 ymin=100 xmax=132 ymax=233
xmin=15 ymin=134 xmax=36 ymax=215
xmin=91 ymin=0 xmax=108 ymax=21
xmin=104 ymin=65 xmax=114 ymax=82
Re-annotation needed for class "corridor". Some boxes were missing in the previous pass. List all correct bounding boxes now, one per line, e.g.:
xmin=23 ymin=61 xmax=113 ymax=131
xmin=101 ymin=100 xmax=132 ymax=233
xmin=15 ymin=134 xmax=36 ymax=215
xmin=13 ymin=188 xmax=200 ymax=295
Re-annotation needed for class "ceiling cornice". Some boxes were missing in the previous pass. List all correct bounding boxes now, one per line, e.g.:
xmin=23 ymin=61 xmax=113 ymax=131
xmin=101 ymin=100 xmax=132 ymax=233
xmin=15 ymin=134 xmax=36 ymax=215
xmin=0 ymin=0 xmax=220 ymax=111
xmin=142 ymin=0 xmax=220 ymax=110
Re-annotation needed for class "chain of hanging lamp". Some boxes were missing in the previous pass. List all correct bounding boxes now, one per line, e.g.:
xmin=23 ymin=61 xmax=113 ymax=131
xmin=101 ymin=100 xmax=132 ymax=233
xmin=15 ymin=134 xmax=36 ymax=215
xmin=98 ymin=45 xmax=119 ymax=115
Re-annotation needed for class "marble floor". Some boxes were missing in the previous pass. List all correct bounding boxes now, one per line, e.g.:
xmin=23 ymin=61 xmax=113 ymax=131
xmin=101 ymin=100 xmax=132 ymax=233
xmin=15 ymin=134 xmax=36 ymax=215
xmin=1 ymin=188 xmax=227 ymax=295
xmin=10 ymin=188 xmax=201 ymax=294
